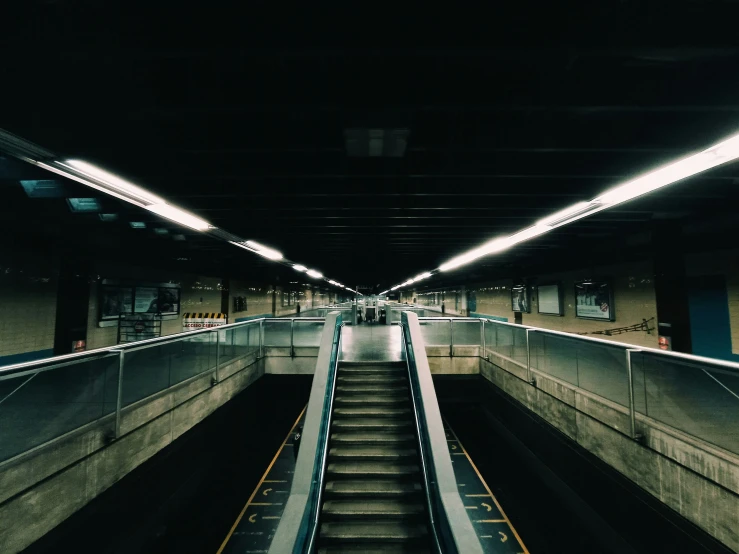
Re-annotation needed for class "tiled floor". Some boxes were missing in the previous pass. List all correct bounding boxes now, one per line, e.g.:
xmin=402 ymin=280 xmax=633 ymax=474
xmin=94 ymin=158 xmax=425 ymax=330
xmin=340 ymin=323 xmax=405 ymax=362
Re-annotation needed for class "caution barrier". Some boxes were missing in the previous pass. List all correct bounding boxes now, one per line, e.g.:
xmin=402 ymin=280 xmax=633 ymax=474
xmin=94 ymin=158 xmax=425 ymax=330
xmin=182 ymin=312 xmax=228 ymax=330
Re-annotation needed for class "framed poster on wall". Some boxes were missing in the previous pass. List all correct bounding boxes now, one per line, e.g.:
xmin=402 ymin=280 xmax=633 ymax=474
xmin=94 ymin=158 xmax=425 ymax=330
xmin=100 ymin=283 xmax=180 ymax=320
xmin=575 ymin=280 xmax=614 ymax=321
xmin=510 ymin=284 xmax=530 ymax=313
xmin=537 ymin=283 xmax=564 ymax=316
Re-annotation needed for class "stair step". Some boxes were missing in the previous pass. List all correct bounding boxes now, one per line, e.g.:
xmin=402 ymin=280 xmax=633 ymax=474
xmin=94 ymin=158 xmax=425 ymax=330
xmin=337 ymin=385 xmax=408 ymax=394
xmin=338 ymin=375 xmax=407 ymax=384
xmin=339 ymin=367 xmax=406 ymax=375
xmin=329 ymin=445 xmax=417 ymax=461
xmin=333 ymin=418 xmax=412 ymax=431
xmin=334 ymin=395 xmax=407 ymax=406
xmin=319 ymin=521 xmax=428 ymax=543
xmin=334 ymin=407 xmax=411 ymax=418
xmin=327 ymin=461 xmax=420 ymax=477
xmin=319 ymin=545 xmax=429 ymax=554
xmin=331 ymin=432 xmax=416 ymax=444
xmin=324 ymin=479 xmax=423 ymax=498
xmin=322 ymin=499 xmax=425 ymax=519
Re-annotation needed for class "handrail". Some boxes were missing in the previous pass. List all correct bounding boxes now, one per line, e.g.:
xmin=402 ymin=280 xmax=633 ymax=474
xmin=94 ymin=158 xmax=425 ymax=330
xmin=0 ymin=316 xmax=325 ymax=378
xmin=268 ymin=311 xmax=343 ymax=554
xmin=418 ymin=316 xmax=739 ymax=374
xmin=401 ymin=311 xmax=484 ymax=554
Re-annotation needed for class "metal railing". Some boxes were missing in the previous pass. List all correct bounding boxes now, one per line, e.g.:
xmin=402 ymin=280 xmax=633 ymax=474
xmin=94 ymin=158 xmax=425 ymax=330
xmin=418 ymin=316 xmax=739 ymax=456
xmin=400 ymin=311 xmax=484 ymax=554
xmin=0 ymin=316 xmax=326 ymax=464
xmin=268 ymin=312 xmax=343 ymax=554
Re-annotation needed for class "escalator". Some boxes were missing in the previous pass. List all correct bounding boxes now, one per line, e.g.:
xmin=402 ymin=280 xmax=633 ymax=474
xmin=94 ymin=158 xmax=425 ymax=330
xmin=318 ymin=361 xmax=430 ymax=552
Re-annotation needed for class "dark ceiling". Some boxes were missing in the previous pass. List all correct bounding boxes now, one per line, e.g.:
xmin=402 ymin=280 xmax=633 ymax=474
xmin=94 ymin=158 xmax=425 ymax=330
xmin=3 ymin=3 xmax=739 ymax=292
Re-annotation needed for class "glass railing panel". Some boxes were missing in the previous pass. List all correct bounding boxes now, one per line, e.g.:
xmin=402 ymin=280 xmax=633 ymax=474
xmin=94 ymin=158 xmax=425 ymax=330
xmin=122 ymin=344 xmax=174 ymax=406
xmin=170 ymin=332 xmax=216 ymax=386
xmin=639 ymin=353 xmax=739 ymax=455
xmin=511 ymin=326 xmax=528 ymax=365
xmin=263 ymin=320 xmax=291 ymax=347
xmin=494 ymin=323 xmax=514 ymax=358
xmin=419 ymin=320 xmax=451 ymax=346
xmin=575 ymin=341 xmax=629 ymax=407
xmin=294 ymin=321 xmax=324 ymax=347
xmin=483 ymin=320 xmax=496 ymax=356
xmin=0 ymin=354 xmax=119 ymax=462
xmin=452 ymin=319 xmax=480 ymax=346
xmin=530 ymin=333 xmax=578 ymax=385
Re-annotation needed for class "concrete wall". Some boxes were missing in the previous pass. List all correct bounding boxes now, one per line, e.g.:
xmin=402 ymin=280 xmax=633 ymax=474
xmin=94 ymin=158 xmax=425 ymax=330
xmin=229 ymin=279 xmax=274 ymax=321
xmin=480 ymin=351 xmax=739 ymax=552
xmin=0 ymin=252 xmax=58 ymax=365
xmin=0 ymin=350 xmax=263 ymax=553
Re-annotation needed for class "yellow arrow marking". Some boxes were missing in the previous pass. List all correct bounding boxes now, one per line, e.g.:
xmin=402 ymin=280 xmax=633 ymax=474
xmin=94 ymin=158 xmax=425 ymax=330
xmin=248 ymin=513 xmax=257 ymax=524
xmin=499 ymin=531 xmax=508 ymax=543
xmin=450 ymin=444 xmax=457 ymax=450
xmin=263 ymin=488 xmax=272 ymax=496
xmin=482 ymin=502 xmax=492 ymax=512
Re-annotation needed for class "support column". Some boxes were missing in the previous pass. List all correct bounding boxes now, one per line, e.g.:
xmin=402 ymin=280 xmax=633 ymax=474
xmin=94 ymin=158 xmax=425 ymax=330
xmin=653 ymin=222 xmax=692 ymax=353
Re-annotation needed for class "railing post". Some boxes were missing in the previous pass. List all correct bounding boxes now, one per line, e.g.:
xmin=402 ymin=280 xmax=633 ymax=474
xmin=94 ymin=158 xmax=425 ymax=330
xmin=481 ymin=319 xmax=488 ymax=360
xmin=259 ymin=319 xmax=264 ymax=359
xmin=291 ymin=319 xmax=295 ymax=357
xmin=212 ymin=329 xmax=220 ymax=385
xmin=449 ymin=319 xmax=454 ymax=357
xmin=114 ymin=350 xmax=125 ymax=440
xmin=526 ymin=329 xmax=535 ymax=385
xmin=626 ymin=349 xmax=641 ymax=441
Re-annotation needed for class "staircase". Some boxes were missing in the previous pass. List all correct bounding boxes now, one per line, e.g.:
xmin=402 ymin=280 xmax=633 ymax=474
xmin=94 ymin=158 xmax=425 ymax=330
xmin=318 ymin=362 xmax=431 ymax=554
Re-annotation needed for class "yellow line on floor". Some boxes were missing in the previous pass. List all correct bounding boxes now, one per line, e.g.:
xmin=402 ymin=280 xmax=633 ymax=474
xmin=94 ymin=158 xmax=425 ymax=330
xmin=465 ymin=494 xmax=493 ymax=497
xmin=216 ymin=406 xmax=306 ymax=554
xmin=444 ymin=419 xmax=530 ymax=554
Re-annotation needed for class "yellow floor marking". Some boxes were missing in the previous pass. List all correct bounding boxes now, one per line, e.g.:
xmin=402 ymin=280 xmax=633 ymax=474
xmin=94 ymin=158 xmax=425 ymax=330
xmin=465 ymin=494 xmax=492 ymax=497
xmin=445 ymin=419 xmax=530 ymax=554
xmin=263 ymin=516 xmax=281 ymax=520
xmin=263 ymin=480 xmax=287 ymax=483
xmin=249 ymin=502 xmax=281 ymax=506
xmin=465 ymin=506 xmax=479 ymax=509
xmin=216 ymin=406 xmax=306 ymax=554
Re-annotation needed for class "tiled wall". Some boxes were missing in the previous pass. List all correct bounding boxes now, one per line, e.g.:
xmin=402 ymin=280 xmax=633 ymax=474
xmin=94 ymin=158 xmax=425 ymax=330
xmin=229 ymin=280 xmax=274 ymax=320
xmin=0 ymin=257 xmax=58 ymax=364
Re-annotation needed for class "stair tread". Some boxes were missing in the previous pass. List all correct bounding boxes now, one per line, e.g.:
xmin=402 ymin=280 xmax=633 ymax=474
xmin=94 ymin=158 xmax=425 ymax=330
xmin=323 ymin=499 xmax=424 ymax=516
xmin=325 ymin=479 xmax=423 ymax=495
xmin=330 ymin=445 xmax=416 ymax=458
xmin=338 ymin=375 xmax=407 ymax=382
xmin=335 ymin=396 xmax=407 ymax=404
xmin=327 ymin=461 xmax=420 ymax=475
xmin=319 ymin=545 xmax=430 ymax=554
xmin=332 ymin=432 xmax=415 ymax=443
xmin=320 ymin=521 xmax=428 ymax=541
xmin=337 ymin=385 xmax=409 ymax=393
xmin=334 ymin=407 xmax=411 ymax=416
xmin=334 ymin=418 xmax=412 ymax=428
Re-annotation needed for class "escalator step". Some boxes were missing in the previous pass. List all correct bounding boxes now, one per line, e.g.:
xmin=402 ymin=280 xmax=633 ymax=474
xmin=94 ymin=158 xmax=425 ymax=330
xmin=329 ymin=445 xmax=417 ymax=461
xmin=334 ymin=395 xmax=407 ymax=406
xmin=334 ymin=407 xmax=411 ymax=418
xmin=338 ymin=375 xmax=407 ymax=384
xmin=319 ymin=521 xmax=428 ymax=543
xmin=337 ymin=385 xmax=408 ymax=394
xmin=319 ymin=545 xmax=429 ymax=554
xmin=324 ymin=479 xmax=422 ymax=497
xmin=331 ymin=432 xmax=415 ymax=444
xmin=333 ymin=418 xmax=412 ymax=431
xmin=339 ymin=367 xmax=406 ymax=374
xmin=322 ymin=499 xmax=425 ymax=519
xmin=327 ymin=461 xmax=420 ymax=477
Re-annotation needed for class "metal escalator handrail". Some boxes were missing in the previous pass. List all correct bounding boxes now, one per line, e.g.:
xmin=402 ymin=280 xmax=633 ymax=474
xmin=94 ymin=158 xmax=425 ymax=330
xmin=267 ymin=311 xmax=343 ymax=554
xmin=401 ymin=311 xmax=485 ymax=554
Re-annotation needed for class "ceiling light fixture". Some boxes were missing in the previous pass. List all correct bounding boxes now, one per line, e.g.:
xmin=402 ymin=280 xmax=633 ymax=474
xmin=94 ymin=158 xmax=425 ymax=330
xmin=293 ymin=264 xmax=307 ymax=272
xmin=145 ymin=203 xmax=212 ymax=231
xmin=60 ymin=159 xmax=165 ymax=206
xmin=306 ymin=270 xmax=323 ymax=279
xmin=244 ymin=240 xmax=283 ymax=260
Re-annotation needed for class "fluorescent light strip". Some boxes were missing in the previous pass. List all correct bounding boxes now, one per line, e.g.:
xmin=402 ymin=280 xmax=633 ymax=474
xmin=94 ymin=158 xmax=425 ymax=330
xmin=245 ymin=240 xmax=283 ymax=260
xmin=63 ymin=160 xmax=165 ymax=205
xmin=390 ymin=129 xmax=739 ymax=288
xmin=306 ymin=270 xmax=323 ymax=279
xmin=145 ymin=203 xmax=211 ymax=231
xmin=293 ymin=264 xmax=307 ymax=272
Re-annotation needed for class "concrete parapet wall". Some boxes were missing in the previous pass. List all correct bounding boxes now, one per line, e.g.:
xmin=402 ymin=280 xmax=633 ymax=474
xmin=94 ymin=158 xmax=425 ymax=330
xmin=0 ymin=352 xmax=263 ymax=553
xmin=480 ymin=354 xmax=739 ymax=551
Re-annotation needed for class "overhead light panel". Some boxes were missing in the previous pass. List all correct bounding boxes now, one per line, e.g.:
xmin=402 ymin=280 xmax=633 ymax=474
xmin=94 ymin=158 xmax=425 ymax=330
xmin=129 ymin=221 xmax=146 ymax=229
xmin=154 ymin=228 xmax=169 ymax=235
xmin=293 ymin=264 xmax=307 ymax=272
xmin=19 ymin=179 xmax=66 ymax=198
xmin=306 ymin=270 xmax=323 ymax=279
xmin=145 ymin=203 xmax=211 ymax=232
xmin=99 ymin=213 xmax=118 ymax=222
xmin=67 ymin=197 xmax=102 ymax=213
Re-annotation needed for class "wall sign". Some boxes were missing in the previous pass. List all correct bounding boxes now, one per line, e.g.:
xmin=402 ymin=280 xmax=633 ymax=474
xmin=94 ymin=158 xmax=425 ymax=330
xmin=537 ymin=283 xmax=564 ymax=316
xmin=100 ymin=283 xmax=180 ymax=320
xmin=575 ymin=280 xmax=614 ymax=321
xmin=511 ymin=284 xmax=530 ymax=313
